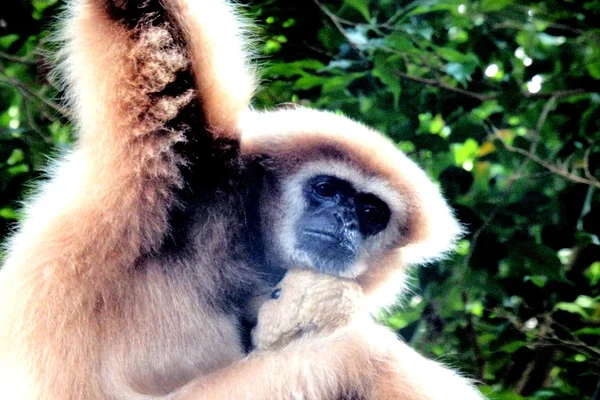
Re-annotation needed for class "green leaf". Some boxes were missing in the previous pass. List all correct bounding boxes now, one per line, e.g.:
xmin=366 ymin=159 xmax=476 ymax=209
xmin=510 ymin=243 xmax=563 ymax=280
xmin=406 ymin=3 xmax=458 ymax=17
xmin=445 ymin=62 xmax=476 ymax=84
xmin=0 ymin=208 xmax=19 ymax=220
xmin=452 ymin=138 xmax=479 ymax=166
xmin=317 ymin=26 xmax=344 ymax=51
xmin=384 ymin=33 xmax=414 ymax=52
xmin=586 ymin=62 xmax=600 ymax=79
xmin=555 ymin=302 xmax=589 ymax=318
xmin=7 ymin=164 xmax=29 ymax=175
xmin=32 ymin=0 xmax=59 ymax=12
xmin=480 ymin=0 xmax=514 ymax=12
xmin=471 ymin=101 xmax=503 ymax=121
xmin=343 ymin=0 xmax=371 ymax=21
xmin=0 ymin=35 xmax=19 ymax=49
xmin=322 ymin=74 xmax=362 ymax=94
xmin=525 ymin=275 xmax=547 ymax=288
xmin=436 ymin=48 xmax=480 ymax=83
xmin=437 ymin=48 xmax=478 ymax=64
xmin=266 ymin=60 xmax=325 ymax=78
xmin=429 ymin=114 xmax=445 ymax=134
xmin=585 ymin=262 xmax=600 ymax=286
xmin=498 ymin=341 xmax=527 ymax=353
xmin=466 ymin=300 xmax=484 ymax=317
xmin=264 ymin=39 xmax=282 ymax=54
xmin=372 ymin=54 xmax=402 ymax=108
xmin=6 ymin=149 xmax=24 ymax=165
xmin=480 ymin=388 xmax=526 ymax=400
xmin=574 ymin=295 xmax=597 ymax=309
xmin=573 ymin=327 xmax=600 ymax=336
xmin=293 ymin=75 xmax=325 ymax=90
xmin=384 ymin=308 xmax=423 ymax=330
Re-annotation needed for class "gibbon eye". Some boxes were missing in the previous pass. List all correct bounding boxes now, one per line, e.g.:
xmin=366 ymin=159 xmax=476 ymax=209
xmin=271 ymin=288 xmax=281 ymax=299
xmin=359 ymin=204 xmax=384 ymax=224
xmin=356 ymin=194 xmax=391 ymax=236
xmin=358 ymin=204 xmax=389 ymax=233
xmin=313 ymin=181 xmax=336 ymax=198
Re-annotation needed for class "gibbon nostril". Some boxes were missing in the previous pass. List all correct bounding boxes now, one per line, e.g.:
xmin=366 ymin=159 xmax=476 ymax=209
xmin=333 ymin=211 xmax=344 ymax=228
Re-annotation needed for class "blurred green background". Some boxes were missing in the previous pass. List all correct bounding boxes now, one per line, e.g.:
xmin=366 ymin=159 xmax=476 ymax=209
xmin=1 ymin=0 xmax=599 ymax=398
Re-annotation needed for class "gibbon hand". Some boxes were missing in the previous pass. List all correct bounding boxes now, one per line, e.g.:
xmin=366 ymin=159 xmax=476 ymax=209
xmin=252 ymin=269 xmax=365 ymax=351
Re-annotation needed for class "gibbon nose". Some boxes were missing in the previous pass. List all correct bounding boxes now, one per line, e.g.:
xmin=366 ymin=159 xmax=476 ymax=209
xmin=333 ymin=209 xmax=359 ymax=232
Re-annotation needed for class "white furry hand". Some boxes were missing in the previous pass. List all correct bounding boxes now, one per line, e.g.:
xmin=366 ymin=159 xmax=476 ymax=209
xmin=251 ymin=269 xmax=364 ymax=350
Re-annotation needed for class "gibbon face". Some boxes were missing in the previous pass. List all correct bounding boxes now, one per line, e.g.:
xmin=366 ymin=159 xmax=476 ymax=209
xmin=266 ymin=159 xmax=410 ymax=278
xmin=294 ymin=174 xmax=391 ymax=273
xmin=272 ymin=167 xmax=399 ymax=277
xmin=242 ymin=107 xmax=462 ymax=282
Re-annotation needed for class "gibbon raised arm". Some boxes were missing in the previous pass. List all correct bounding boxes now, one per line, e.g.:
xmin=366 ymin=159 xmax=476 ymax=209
xmin=0 ymin=0 xmax=483 ymax=399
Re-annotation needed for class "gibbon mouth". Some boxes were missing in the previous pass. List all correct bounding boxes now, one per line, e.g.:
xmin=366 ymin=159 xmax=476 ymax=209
xmin=301 ymin=229 xmax=358 ymax=257
xmin=302 ymin=229 xmax=339 ymax=242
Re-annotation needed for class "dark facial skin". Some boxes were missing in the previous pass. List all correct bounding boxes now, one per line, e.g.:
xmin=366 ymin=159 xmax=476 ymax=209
xmin=296 ymin=175 xmax=391 ymax=274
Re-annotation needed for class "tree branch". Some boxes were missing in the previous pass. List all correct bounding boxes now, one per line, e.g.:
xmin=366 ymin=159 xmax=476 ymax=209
xmin=312 ymin=0 xmax=362 ymax=50
xmin=0 ymin=50 xmax=37 ymax=65
xmin=497 ymin=138 xmax=600 ymax=189
xmin=0 ymin=75 xmax=68 ymax=117
xmin=395 ymin=72 xmax=491 ymax=101
xmin=534 ymin=97 xmax=556 ymax=138
xmin=461 ymin=291 xmax=487 ymax=382
xmin=583 ymin=145 xmax=595 ymax=182
xmin=395 ymin=72 xmax=588 ymax=102
xmin=523 ymin=89 xmax=588 ymax=100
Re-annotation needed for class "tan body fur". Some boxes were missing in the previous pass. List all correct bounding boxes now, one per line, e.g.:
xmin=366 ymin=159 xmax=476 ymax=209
xmin=0 ymin=0 xmax=484 ymax=399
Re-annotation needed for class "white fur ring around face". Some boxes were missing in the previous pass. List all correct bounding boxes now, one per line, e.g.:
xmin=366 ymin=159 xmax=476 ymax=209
xmin=251 ymin=268 xmax=364 ymax=350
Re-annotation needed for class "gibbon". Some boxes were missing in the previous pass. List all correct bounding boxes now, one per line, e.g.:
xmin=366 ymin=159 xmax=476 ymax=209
xmin=0 ymin=0 xmax=484 ymax=399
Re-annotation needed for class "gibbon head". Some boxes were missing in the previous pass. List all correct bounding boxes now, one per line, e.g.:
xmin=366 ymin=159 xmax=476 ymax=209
xmin=241 ymin=107 xmax=462 ymax=302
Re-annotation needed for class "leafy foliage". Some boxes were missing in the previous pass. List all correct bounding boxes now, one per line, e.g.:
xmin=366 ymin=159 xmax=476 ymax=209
xmin=1 ymin=0 xmax=599 ymax=398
